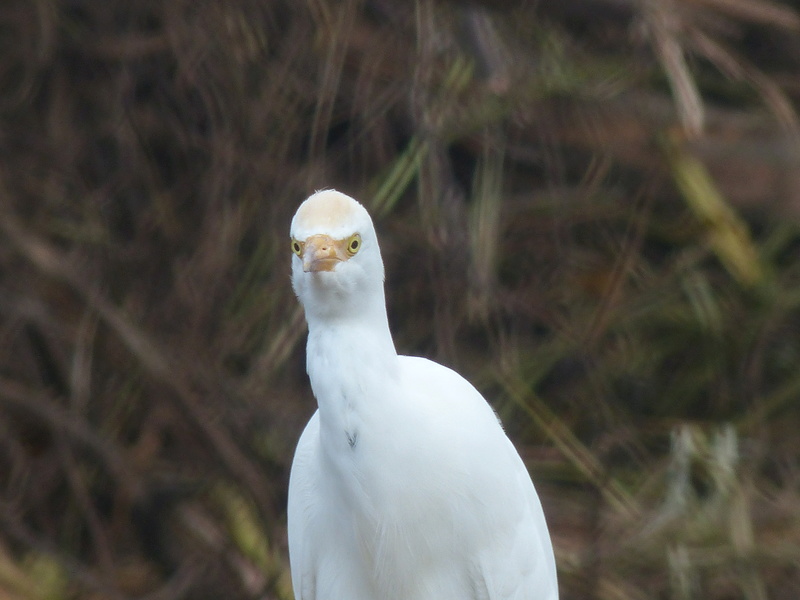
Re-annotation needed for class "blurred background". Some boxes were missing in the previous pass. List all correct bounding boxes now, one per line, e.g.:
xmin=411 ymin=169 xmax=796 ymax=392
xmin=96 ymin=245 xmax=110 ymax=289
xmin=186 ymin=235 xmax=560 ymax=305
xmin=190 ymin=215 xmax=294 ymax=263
xmin=1 ymin=0 xmax=799 ymax=598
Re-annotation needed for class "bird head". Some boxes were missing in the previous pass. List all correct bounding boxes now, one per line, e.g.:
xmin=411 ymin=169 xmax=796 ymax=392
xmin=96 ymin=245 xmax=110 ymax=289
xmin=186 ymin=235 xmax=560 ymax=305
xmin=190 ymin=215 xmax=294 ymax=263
xmin=290 ymin=190 xmax=385 ymax=321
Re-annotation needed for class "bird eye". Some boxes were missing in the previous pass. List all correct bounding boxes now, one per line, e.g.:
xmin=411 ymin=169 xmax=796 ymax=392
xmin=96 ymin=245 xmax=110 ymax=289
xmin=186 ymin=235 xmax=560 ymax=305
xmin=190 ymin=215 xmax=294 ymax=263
xmin=346 ymin=234 xmax=361 ymax=256
xmin=291 ymin=239 xmax=303 ymax=256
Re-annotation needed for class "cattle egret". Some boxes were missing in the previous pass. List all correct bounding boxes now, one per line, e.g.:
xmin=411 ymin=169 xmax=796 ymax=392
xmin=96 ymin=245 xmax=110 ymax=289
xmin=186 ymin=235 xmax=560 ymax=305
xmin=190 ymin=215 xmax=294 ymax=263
xmin=287 ymin=190 xmax=558 ymax=600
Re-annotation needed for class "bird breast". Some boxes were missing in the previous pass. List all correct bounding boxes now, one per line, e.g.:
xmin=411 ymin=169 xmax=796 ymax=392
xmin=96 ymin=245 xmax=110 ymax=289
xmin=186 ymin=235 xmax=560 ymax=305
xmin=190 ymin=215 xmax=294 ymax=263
xmin=310 ymin=352 xmax=527 ymax=597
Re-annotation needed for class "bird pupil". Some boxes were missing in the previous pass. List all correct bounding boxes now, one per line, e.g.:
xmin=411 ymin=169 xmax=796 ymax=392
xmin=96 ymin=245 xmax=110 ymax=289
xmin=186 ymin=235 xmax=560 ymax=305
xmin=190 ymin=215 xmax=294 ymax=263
xmin=351 ymin=240 xmax=358 ymax=250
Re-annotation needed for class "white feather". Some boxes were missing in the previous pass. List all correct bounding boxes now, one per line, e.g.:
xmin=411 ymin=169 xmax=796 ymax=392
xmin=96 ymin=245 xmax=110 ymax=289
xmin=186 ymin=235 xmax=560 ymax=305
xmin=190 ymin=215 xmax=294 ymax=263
xmin=287 ymin=190 xmax=558 ymax=600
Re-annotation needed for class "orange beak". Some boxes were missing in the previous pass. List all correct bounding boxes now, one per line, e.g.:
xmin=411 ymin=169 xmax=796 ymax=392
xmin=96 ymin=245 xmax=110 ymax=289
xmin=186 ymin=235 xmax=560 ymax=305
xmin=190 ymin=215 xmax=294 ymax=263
xmin=302 ymin=234 xmax=348 ymax=272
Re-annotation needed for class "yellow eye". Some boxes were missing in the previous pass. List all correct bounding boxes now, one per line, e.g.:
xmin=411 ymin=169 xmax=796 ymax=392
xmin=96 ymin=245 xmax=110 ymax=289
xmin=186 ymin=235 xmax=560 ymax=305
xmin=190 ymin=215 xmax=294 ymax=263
xmin=291 ymin=238 xmax=303 ymax=256
xmin=346 ymin=234 xmax=361 ymax=256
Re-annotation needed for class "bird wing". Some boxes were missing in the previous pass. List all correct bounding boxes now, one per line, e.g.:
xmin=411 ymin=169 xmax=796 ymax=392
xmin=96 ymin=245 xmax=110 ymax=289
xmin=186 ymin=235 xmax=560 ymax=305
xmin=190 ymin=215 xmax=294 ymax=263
xmin=472 ymin=471 xmax=559 ymax=600
xmin=397 ymin=356 xmax=559 ymax=600
xmin=287 ymin=411 xmax=319 ymax=600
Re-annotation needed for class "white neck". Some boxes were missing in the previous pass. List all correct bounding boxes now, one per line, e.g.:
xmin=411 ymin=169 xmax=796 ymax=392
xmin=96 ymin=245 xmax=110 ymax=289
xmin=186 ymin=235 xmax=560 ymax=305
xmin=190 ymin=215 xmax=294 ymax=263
xmin=304 ymin=284 xmax=398 ymax=444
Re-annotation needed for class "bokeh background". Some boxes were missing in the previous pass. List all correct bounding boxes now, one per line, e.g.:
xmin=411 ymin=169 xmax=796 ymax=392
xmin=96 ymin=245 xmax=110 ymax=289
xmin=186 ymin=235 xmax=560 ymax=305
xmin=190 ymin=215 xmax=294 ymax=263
xmin=1 ymin=0 xmax=800 ymax=598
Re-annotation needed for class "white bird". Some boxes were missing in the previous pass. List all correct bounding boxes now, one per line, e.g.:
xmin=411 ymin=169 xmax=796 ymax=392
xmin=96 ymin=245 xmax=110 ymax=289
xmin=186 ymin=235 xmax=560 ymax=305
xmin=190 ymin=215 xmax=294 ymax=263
xmin=287 ymin=190 xmax=558 ymax=600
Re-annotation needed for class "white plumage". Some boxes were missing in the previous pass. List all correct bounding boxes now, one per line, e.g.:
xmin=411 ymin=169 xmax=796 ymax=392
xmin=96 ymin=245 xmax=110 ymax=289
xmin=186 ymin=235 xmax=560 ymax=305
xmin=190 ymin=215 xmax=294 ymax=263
xmin=287 ymin=190 xmax=558 ymax=600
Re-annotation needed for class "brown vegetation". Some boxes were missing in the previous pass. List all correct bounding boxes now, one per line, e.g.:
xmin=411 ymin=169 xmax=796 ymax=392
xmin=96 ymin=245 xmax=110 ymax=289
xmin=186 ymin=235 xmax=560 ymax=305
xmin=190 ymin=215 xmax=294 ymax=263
xmin=0 ymin=1 xmax=799 ymax=598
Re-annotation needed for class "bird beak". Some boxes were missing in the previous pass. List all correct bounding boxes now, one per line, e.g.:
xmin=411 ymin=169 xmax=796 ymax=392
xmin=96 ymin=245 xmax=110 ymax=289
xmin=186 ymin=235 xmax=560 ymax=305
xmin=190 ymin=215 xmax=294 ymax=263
xmin=302 ymin=234 xmax=347 ymax=272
